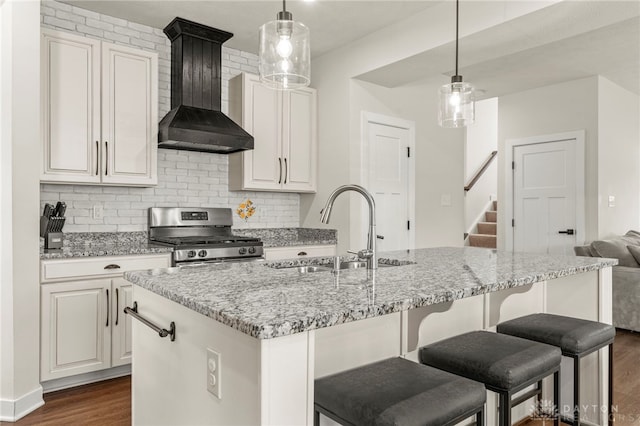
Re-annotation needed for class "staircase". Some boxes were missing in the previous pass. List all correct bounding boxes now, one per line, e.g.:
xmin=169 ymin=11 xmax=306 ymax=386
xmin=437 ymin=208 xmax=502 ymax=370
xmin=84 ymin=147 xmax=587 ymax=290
xmin=469 ymin=200 xmax=497 ymax=249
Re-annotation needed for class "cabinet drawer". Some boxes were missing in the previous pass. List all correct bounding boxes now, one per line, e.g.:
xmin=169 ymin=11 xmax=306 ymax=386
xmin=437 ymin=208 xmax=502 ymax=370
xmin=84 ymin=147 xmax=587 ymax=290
xmin=41 ymin=254 xmax=171 ymax=282
xmin=264 ymin=245 xmax=336 ymax=261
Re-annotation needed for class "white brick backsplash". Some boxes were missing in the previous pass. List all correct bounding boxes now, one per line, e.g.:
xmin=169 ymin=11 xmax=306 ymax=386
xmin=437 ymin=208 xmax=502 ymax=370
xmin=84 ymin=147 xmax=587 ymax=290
xmin=55 ymin=10 xmax=85 ymax=24
xmin=114 ymin=25 xmax=140 ymax=38
xmin=128 ymin=21 xmax=153 ymax=34
xmin=99 ymin=14 xmax=128 ymax=27
xmin=40 ymin=1 xmax=299 ymax=233
xmin=75 ymin=24 xmax=104 ymax=38
xmin=43 ymin=15 xmax=75 ymax=31
xmin=85 ymin=18 xmax=113 ymax=32
xmin=72 ymin=6 xmax=100 ymax=19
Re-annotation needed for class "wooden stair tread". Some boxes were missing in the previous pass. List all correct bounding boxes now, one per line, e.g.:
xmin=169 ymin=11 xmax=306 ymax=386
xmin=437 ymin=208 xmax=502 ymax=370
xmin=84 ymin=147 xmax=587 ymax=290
xmin=469 ymin=233 xmax=497 ymax=249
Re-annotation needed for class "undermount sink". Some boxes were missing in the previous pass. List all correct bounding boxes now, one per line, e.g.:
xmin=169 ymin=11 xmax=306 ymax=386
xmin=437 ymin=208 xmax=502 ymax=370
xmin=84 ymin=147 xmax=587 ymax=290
xmin=282 ymin=260 xmax=410 ymax=273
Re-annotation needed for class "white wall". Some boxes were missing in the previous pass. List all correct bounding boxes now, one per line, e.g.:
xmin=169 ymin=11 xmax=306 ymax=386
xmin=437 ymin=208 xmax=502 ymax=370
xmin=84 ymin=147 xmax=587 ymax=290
xmin=300 ymin=1 xmax=556 ymax=253
xmin=498 ymin=76 xmax=640 ymax=248
xmin=497 ymin=77 xmax=600 ymax=249
xmin=465 ymin=98 xmax=498 ymax=234
xmin=0 ymin=0 xmax=44 ymax=421
xmin=40 ymin=0 xmax=299 ymax=232
xmin=348 ymin=79 xmax=465 ymax=249
xmin=597 ymin=76 xmax=640 ymax=238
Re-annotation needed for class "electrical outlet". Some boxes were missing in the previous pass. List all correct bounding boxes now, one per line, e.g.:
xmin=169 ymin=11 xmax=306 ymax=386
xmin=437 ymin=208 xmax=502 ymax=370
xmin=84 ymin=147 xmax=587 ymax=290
xmin=608 ymin=195 xmax=616 ymax=208
xmin=207 ymin=348 xmax=221 ymax=398
xmin=440 ymin=194 xmax=452 ymax=206
xmin=93 ymin=205 xmax=104 ymax=219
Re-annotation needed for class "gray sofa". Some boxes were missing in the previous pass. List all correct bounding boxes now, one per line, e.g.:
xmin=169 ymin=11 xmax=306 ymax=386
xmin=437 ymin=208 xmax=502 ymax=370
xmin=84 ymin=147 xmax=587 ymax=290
xmin=574 ymin=230 xmax=640 ymax=332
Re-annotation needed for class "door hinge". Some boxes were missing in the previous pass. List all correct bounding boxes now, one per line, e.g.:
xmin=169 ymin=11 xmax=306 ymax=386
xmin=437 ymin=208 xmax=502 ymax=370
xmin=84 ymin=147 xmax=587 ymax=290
xmin=512 ymin=219 xmax=515 ymax=227
xmin=407 ymin=147 xmax=411 ymax=158
xmin=512 ymin=161 xmax=515 ymax=170
xmin=407 ymin=220 xmax=410 ymax=230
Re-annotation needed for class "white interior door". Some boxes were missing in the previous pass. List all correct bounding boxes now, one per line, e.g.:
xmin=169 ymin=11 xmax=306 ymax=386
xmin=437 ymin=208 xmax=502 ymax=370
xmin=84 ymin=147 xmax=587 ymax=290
xmin=364 ymin=116 xmax=415 ymax=252
xmin=513 ymin=139 xmax=579 ymax=254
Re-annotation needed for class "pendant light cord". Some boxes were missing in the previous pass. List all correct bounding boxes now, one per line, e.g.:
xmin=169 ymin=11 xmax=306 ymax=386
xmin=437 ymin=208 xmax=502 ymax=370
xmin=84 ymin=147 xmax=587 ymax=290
xmin=455 ymin=0 xmax=459 ymax=76
xmin=283 ymin=0 xmax=287 ymax=12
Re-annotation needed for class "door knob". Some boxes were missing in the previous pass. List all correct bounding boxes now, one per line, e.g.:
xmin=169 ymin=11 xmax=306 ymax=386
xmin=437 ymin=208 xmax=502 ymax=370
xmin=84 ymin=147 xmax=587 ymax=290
xmin=558 ymin=229 xmax=575 ymax=235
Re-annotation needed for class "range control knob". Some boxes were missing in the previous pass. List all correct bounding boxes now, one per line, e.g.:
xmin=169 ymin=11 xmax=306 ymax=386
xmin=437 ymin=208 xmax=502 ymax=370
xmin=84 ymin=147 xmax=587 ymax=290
xmin=248 ymin=247 xmax=256 ymax=254
xmin=198 ymin=250 xmax=208 ymax=258
xmin=187 ymin=250 xmax=197 ymax=258
xmin=238 ymin=247 xmax=247 ymax=255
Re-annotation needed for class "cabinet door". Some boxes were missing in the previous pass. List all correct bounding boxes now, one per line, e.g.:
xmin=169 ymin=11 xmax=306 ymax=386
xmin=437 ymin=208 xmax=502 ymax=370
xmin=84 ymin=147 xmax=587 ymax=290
xmin=101 ymin=42 xmax=157 ymax=186
xmin=111 ymin=279 xmax=133 ymax=367
xmin=41 ymin=280 xmax=111 ymax=381
xmin=241 ymin=74 xmax=283 ymax=190
xmin=283 ymin=88 xmax=317 ymax=192
xmin=41 ymin=30 xmax=101 ymax=183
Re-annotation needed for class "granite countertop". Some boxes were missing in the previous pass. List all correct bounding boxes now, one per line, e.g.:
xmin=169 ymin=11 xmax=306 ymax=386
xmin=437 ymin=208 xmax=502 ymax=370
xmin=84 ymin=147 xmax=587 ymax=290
xmin=233 ymin=228 xmax=337 ymax=248
xmin=124 ymin=247 xmax=617 ymax=340
xmin=40 ymin=232 xmax=172 ymax=259
xmin=40 ymin=228 xmax=337 ymax=259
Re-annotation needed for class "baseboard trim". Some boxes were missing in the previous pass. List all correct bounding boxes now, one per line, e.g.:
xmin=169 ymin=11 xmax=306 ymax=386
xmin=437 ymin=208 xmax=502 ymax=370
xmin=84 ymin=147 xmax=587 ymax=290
xmin=41 ymin=364 xmax=131 ymax=393
xmin=0 ymin=385 xmax=45 ymax=422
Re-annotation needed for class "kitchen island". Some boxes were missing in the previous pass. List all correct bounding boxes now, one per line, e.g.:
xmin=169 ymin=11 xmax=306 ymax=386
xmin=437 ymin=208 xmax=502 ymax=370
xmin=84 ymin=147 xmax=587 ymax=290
xmin=125 ymin=247 xmax=616 ymax=425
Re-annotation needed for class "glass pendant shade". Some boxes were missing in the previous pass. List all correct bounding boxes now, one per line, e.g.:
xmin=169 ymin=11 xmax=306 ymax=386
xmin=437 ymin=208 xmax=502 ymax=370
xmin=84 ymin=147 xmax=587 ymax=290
xmin=438 ymin=80 xmax=475 ymax=128
xmin=259 ymin=19 xmax=310 ymax=90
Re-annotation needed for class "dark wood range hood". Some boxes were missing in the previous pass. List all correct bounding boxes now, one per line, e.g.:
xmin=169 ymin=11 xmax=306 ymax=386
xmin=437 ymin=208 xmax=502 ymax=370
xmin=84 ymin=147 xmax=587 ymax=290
xmin=158 ymin=17 xmax=254 ymax=154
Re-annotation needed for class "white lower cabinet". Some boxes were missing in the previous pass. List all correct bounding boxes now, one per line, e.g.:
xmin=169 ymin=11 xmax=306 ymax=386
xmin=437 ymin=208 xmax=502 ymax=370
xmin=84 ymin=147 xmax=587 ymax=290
xmin=264 ymin=245 xmax=337 ymax=261
xmin=40 ymin=254 xmax=170 ymax=382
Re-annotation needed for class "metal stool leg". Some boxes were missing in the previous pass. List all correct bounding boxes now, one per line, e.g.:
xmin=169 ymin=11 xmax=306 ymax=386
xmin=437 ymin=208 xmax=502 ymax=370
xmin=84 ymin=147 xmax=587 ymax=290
xmin=477 ymin=405 xmax=485 ymax=426
xmin=609 ymin=344 xmax=614 ymax=426
xmin=498 ymin=391 xmax=512 ymax=426
xmin=574 ymin=357 xmax=581 ymax=426
xmin=554 ymin=370 xmax=560 ymax=426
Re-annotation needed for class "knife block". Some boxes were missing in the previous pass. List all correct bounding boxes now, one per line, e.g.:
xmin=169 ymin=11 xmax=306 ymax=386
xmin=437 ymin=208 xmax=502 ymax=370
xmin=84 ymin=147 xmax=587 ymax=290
xmin=45 ymin=232 xmax=63 ymax=250
xmin=41 ymin=216 xmax=65 ymax=249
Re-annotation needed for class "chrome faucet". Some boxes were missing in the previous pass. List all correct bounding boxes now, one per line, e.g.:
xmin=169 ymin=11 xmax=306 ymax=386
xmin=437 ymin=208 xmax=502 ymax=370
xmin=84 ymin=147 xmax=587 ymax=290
xmin=320 ymin=185 xmax=377 ymax=270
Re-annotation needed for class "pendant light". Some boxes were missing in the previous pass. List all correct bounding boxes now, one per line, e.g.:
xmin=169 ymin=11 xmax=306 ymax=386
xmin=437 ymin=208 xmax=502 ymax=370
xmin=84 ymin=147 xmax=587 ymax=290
xmin=259 ymin=0 xmax=310 ymax=90
xmin=438 ymin=0 xmax=475 ymax=127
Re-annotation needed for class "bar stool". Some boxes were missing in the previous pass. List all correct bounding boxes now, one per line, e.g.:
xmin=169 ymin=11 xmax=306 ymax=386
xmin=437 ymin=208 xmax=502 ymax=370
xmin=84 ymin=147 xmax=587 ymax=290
xmin=314 ymin=357 xmax=486 ymax=426
xmin=497 ymin=313 xmax=615 ymax=425
xmin=419 ymin=331 xmax=562 ymax=426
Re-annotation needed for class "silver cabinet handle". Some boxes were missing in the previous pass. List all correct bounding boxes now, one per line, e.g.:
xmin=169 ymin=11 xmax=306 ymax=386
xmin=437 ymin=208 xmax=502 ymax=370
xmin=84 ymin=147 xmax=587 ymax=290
xmin=106 ymin=289 xmax=110 ymax=327
xmin=284 ymin=158 xmax=288 ymax=184
xmin=95 ymin=140 xmax=99 ymax=175
xmin=278 ymin=157 xmax=283 ymax=184
xmin=104 ymin=141 xmax=108 ymax=175
xmin=115 ymin=288 xmax=119 ymax=326
xmin=104 ymin=264 xmax=121 ymax=270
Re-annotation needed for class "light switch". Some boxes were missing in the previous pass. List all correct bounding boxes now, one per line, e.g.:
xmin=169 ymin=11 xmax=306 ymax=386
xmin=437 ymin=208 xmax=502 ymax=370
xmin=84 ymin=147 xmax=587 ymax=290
xmin=441 ymin=194 xmax=452 ymax=207
xmin=608 ymin=196 xmax=615 ymax=207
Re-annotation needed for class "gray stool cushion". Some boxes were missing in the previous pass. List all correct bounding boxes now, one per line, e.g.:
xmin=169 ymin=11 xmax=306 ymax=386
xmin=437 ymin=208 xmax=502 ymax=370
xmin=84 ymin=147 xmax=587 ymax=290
xmin=315 ymin=357 xmax=485 ymax=426
xmin=497 ymin=313 xmax=615 ymax=356
xmin=419 ymin=331 xmax=561 ymax=390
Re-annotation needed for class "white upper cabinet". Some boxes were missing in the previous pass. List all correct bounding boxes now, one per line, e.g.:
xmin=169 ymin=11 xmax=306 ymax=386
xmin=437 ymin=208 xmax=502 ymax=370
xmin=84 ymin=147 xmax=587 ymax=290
xmin=41 ymin=29 xmax=158 ymax=186
xmin=228 ymin=73 xmax=317 ymax=193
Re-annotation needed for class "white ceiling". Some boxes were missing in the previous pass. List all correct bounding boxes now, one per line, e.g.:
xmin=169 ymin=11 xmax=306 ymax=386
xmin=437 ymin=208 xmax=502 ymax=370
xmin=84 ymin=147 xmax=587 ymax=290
xmin=63 ymin=0 xmax=442 ymax=58
xmin=63 ymin=0 xmax=640 ymax=97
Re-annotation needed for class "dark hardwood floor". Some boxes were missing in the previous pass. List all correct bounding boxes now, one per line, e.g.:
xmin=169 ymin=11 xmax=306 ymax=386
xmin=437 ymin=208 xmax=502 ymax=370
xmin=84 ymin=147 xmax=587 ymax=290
xmin=3 ymin=330 xmax=639 ymax=425
xmin=2 ymin=376 xmax=130 ymax=426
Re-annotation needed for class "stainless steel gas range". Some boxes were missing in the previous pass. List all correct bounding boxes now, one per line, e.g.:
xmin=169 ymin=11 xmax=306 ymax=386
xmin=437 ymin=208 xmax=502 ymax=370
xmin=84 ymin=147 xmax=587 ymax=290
xmin=148 ymin=207 xmax=264 ymax=266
